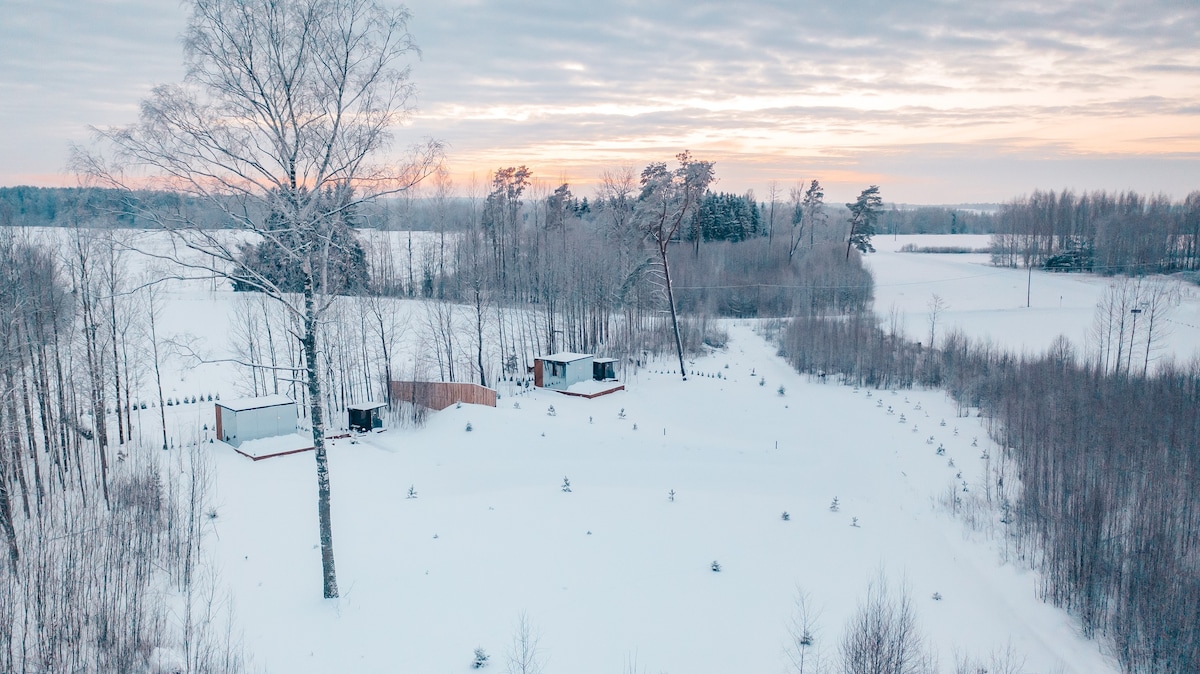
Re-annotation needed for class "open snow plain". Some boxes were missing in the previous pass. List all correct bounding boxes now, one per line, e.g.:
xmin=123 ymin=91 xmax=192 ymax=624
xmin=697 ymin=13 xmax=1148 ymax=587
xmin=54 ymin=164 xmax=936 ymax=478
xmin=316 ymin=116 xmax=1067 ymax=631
xmin=146 ymin=233 xmax=1200 ymax=673
xmin=194 ymin=324 xmax=1118 ymax=673
xmin=868 ymin=235 xmax=1200 ymax=359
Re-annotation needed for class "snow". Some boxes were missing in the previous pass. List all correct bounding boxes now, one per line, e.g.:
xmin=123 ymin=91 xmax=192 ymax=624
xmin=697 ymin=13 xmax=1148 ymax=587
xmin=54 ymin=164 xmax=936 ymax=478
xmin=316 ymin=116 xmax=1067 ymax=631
xmin=217 ymin=394 xmax=295 ymax=412
xmin=867 ymin=235 xmax=1200 ymax=361
xmin=560 ymin=379 xmax=625 ymax=396
xmin=199 ymin=325 xmax=1119 ymax=673
xmin=95 ymin=230 xmax=1198 ymax=673
xmin=540 ymin=352 xmax=594 ymax=362
xmin=227 ymin=433 xmax=315 ymax=460
xmin=346 ymin=401 xmax=387 ymax=411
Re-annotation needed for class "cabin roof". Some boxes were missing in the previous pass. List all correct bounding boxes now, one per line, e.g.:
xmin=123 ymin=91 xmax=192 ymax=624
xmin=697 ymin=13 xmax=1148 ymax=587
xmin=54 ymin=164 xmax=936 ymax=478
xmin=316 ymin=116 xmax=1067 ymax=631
xmin=216 ymin=394 xmax=295 ymax=412
xmin=347 ymin=401 xmax=387 ymax=411
xmin=539 ymin=352 xmax=593 ymax=363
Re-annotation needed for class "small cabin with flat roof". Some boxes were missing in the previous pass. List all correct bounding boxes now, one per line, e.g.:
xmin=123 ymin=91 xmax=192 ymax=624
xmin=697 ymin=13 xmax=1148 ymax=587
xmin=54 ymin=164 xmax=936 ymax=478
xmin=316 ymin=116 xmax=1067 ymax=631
xmin=534 ymin=352 xmax=594 ymax=390
xmin=348 ymin=401 xmax=386 ymax=432
xmin=214 ymin=394 xmax=298 ymax=447
xmin=533 ymin=353 xmax=623 ymax=398
xmin=593 ymin=357 xmax=617 ymax=381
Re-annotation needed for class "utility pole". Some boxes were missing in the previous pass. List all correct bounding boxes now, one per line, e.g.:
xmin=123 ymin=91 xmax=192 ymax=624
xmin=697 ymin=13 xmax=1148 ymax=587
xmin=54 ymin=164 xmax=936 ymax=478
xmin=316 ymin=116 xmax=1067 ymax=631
xmin=1128 ymin=307 xmax=1142 ymax=375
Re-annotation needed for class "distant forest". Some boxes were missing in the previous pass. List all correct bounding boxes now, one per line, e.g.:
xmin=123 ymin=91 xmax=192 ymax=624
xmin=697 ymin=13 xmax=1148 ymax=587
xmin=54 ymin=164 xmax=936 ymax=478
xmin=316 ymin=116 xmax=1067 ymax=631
xmin=992 ymin=189 xmax=1200 ymax=275
xmin=1 ymin=185 xmax=995 ymax=236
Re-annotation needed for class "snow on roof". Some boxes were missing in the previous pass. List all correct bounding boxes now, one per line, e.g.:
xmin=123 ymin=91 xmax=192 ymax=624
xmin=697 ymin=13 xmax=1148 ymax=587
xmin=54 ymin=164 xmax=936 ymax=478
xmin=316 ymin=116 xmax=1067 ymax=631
xmin=217 ymin=394 xmax=295 ymax=412
xmin=228 ymin=433 xmax=314 ymax=460
xmin=539 ymin=352 xmax=593 ymax=362
xmin=347 ymin=401 xmax=387 ymax=411
xmin=564 ymin=379 xmax=623 ymax=395
xmin=593 ymin=357 xmax=617 ymax=364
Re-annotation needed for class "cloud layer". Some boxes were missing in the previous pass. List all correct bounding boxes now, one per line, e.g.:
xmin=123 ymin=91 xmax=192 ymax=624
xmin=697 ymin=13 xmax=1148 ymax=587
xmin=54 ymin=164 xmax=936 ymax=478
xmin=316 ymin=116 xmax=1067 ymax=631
xmin=2 ymin=0 xmax=1197 ymax=201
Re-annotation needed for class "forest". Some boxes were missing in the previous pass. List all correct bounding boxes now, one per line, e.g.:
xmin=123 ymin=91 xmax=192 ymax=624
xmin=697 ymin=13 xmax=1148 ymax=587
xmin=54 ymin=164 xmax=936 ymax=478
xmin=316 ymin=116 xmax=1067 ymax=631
xmin=0 ymin=227 xmax=246 ymax=671
xmin=991 ymin=189 xmax=1200 ymax=275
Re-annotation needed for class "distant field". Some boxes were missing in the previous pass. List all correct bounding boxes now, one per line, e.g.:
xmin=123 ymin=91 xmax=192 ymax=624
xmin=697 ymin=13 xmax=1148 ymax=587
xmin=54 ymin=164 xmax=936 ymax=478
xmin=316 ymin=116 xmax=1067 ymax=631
xmin=868 ymin=235 xmax=1200 ymax=363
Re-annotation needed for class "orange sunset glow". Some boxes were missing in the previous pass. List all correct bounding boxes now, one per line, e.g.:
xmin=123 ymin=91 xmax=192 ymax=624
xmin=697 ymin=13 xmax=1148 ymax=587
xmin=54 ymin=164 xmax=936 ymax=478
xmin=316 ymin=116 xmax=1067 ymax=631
xmin=2 ymin=0 xmax=1198 ymax=202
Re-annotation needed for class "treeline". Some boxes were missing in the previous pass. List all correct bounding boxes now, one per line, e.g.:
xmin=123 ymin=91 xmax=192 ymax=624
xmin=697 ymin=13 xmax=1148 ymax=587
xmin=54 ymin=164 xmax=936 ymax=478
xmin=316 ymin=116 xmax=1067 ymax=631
xmin=778 ymin=315 xmax=1200 ymax=674
xmin=0 ymin=229 xmax=243 ymax=671
xmin=671 ymin=238 xmax=873 ymax=317
xmin=991 ymin=189 xmax=1200 ymax=274
xmin=878 ymin=205 xmax=997 ymax=235
xmin=0 ymin=185 xmax=230 ymax=229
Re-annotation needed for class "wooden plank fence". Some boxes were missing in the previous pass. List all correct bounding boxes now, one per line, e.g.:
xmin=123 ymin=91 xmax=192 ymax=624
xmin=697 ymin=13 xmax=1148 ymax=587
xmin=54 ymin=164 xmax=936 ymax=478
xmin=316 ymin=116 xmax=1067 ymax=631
xmin=389 ymin=381 xmax=497 ymax=411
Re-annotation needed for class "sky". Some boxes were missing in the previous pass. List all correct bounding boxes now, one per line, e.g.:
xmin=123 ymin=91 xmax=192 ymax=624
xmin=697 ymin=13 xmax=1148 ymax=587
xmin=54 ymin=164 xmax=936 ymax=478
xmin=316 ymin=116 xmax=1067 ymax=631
xmin=1 ymin=0 xmax=1198 ymax=203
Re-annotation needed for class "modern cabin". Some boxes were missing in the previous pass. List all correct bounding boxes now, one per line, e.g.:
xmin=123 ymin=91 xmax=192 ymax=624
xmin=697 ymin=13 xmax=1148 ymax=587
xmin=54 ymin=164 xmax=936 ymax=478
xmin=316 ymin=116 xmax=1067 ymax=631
xmin=214 ymin=394 xmax=298 ymax=447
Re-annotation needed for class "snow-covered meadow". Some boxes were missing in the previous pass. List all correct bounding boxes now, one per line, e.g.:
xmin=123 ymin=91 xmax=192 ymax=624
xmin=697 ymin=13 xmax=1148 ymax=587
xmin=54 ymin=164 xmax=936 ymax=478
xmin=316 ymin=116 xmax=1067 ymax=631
xmin=138 ymin=233 xmax=1200 ymax=673
xmin=868 ymin=235 xmax=1200 ymax=359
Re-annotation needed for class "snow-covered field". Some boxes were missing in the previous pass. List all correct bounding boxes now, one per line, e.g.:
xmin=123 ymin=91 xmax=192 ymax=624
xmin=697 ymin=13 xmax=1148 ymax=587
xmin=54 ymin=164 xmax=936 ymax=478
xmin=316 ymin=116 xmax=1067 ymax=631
xmin=868 ymin=235 xmax=1200 ymax=360
xmin=128 ymin=232 xmax=1200 ymax=673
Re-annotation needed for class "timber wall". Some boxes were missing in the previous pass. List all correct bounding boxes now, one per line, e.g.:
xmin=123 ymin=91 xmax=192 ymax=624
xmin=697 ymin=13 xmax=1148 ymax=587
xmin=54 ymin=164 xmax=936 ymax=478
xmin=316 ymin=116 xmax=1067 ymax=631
xmin=389 ymin=381 xmax=497 ymax=411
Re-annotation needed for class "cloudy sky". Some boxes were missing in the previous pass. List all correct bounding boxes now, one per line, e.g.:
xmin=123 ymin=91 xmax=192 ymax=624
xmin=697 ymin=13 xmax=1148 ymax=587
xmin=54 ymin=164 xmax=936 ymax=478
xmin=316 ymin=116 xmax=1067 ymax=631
xmin=1 ymin=0 xmax=1198 ymax=203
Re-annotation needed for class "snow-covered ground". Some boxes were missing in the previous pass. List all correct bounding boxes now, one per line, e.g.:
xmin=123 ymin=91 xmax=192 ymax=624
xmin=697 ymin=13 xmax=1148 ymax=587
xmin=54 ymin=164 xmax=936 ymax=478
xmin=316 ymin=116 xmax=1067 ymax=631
xmin=189 ymin=323 xmax=1118 ymax=673
xmin=868 ymin=235 xmax=1200 ymax=361
xmin=120 ymin=231 xmax=1200 ymax=673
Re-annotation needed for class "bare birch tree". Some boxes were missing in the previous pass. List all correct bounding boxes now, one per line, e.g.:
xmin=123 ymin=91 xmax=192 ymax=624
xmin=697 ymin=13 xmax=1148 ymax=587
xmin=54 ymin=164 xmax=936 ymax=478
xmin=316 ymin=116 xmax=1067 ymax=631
xmin=635 ymin=151 xmax=714 ymax=381
xmin=76 ymin=0 xmax=441 ymax=598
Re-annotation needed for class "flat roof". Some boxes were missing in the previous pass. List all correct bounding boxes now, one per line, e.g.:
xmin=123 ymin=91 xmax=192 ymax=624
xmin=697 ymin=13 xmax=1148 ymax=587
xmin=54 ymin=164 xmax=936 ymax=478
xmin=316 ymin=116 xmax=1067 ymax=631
xmin=593 ymin=357 xmax=617 ymax=364
xmin=347 ymin=401 xmax=387 ymax=411
xmin=539 ymin=352 xmax=592 ymax=363
xmin=216 ymin=394 xmax=295 ymax=412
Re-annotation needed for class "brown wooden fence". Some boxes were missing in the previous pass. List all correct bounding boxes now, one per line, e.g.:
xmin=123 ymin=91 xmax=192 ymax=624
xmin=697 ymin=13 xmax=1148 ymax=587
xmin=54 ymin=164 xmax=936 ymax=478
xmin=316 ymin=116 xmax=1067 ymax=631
xmin=388 ymin=381 xmax=497 ymax=411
